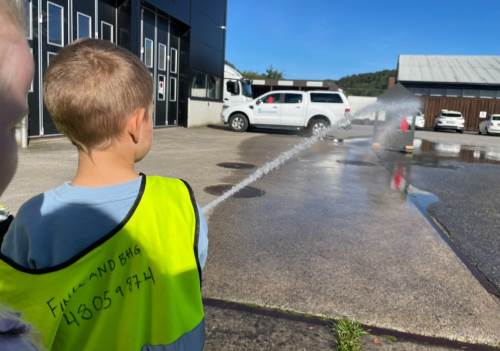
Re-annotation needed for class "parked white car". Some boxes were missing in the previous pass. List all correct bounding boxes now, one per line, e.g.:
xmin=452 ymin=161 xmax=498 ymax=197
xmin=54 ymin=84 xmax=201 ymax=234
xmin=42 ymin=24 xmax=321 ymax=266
xmin=406 ymin=113 xmax=425 ymax=129
xmin=434 ymin=110 xmax=465 ymax=133
xmin=222 ymin=90 xmax=351 ymax=135
xmin=479 ymin=114 xmax=500 ymax=135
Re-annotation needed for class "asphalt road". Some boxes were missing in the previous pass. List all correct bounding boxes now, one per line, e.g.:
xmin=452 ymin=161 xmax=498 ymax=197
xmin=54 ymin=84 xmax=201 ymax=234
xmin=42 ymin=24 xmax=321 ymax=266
xmin=203 ymin=134 xmax=500 ymax=345
xmin=378 ymin=130 xmax=500 ymax=295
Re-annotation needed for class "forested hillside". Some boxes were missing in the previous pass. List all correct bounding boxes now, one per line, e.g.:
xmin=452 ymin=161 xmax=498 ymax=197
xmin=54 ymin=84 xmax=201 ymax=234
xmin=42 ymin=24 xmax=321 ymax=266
xmin=333 ymin=70 xmax=396 ymax=96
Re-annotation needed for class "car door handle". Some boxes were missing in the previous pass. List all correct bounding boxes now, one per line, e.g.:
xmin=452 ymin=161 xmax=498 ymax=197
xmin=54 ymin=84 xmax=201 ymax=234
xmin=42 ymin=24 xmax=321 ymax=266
xmin=272 ymin=106 xmax=278 ymax=109
xmin=296 ymin=106 xmax=301 ymax=109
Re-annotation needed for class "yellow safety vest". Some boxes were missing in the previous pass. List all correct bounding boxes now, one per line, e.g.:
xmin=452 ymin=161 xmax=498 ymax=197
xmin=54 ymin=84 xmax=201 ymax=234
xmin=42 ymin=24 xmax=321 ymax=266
xmin=0 ymin=175 xmax=204 ymax=350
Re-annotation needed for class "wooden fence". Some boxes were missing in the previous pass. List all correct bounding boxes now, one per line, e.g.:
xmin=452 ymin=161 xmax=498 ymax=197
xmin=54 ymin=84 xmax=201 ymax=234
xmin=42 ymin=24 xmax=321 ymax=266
xmin=421 ymin=96 xmax=500 ymax=131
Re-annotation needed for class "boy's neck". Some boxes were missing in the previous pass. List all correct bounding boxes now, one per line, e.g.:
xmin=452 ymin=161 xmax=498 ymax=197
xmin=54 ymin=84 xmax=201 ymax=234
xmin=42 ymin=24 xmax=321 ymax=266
xmin=72 ymin=147 xmax=139 ymax=187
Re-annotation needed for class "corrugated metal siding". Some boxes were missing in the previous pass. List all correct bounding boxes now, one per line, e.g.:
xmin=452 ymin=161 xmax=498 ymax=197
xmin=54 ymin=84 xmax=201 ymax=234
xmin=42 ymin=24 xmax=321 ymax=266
xmin=421 ymin=96 xmax=500 ymax=130
xmin=398 ymin=56 xmax=500 ymax=85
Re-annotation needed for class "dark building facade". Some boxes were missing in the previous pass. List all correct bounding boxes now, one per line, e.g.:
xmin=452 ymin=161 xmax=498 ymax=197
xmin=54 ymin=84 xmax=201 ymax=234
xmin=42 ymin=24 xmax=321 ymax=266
xmin=24 ymin=0 xmax=227 ymax=138
xmin=397 ymin=55 xmax=500 ymax=131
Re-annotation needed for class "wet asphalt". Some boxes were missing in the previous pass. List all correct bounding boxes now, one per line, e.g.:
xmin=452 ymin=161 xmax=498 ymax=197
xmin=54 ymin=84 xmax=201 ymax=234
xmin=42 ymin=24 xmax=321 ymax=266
xmin=378 ymin=130 xmax=500 ymax=296
xmin=203 ymin=132 xmax=500 ymax=346
xmin=5 ymin=126 xmax=500 ymax=349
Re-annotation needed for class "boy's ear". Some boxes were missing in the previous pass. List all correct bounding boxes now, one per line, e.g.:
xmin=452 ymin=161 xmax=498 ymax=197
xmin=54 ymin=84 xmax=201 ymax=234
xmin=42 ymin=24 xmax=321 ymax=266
xmin=127 ymin=108 xmax=146 ymax=144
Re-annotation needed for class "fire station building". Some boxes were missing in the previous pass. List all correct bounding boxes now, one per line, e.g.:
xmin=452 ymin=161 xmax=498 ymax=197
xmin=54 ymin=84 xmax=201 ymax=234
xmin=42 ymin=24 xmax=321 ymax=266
xmin=24 ymin=0 xmax=227 ymax=138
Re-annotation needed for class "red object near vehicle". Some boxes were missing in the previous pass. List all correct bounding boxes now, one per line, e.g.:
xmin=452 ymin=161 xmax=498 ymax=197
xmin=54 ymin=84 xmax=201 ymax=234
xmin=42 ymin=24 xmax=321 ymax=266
xmin=400 ymin=117 xmax=409 ymax=132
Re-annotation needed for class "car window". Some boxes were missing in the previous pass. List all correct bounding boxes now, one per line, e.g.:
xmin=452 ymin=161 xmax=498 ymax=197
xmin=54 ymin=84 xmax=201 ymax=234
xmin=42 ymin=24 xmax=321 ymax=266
xmin=284 ymin=93 xmax=303 ymax=104
xmin=442 ymin=113 xmax=461 ymax=117
xmin=492 ymin=116 xmax=500 ymax=121
xmin=261 ymin=93 xmax=281 ymax=104
xmin=310 ymin=93 xmax=343 ymax=103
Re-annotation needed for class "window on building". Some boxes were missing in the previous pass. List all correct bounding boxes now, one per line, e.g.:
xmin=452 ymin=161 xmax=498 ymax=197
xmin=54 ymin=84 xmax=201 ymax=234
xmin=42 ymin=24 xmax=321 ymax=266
xmin=170 ymin=47 xmax=178 ymax=74
xmin=144 ymin=38 xmax=153 ymax=68
xmin=310 ymin=93 xmax=343 ymax=103
xmin=446 ymin=89 xmax=461 ymax=97
xmin=480 ymin=90 xmax=495 ymax=99
xmin=414 ymin=88 xmax=430 ymax=96
xmin=101 ymin=21 xmax=114 ymax=43
xmin=47 ymin=2 xmax=64 ymax=46
xmin=191 ymin=72 xmax=206 ymax=98
xmin=429 ymin=88 xmax=445 ymax=97
xmin=158 ymin=43 xmax=166 ymax=71
xmin=157 ymin=74 xmax=165 ymax=101
xmin=47 ymin=51 xmax=57 ymax=66
xmin=24 ymin=0 xmax=32 ymax=39
xmin=463 ymin=89 xmax=479 ymax=98
xmin=207 ymin=75 xmax=221 ymax=100
xmin=170 ymin=77 xmax=177 ymax=102
xmin=77 ymin=12 xmax=92 ymax=39
xmin=284 ymin=93 xmax=303 ymax=103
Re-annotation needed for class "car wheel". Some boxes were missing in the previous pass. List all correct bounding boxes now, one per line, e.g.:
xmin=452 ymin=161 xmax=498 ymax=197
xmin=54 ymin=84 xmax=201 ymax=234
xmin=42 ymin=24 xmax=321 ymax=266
xmin=458 ymin=130 xmax=464 ymax=134
xmin=308 ymin=118 xmax=329 ymax=137
xmin=229 ymin=113 xmax=249 ymax=132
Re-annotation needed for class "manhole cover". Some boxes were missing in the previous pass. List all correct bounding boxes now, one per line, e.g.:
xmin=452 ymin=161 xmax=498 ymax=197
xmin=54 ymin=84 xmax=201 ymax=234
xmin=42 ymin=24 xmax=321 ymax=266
xmin=337 ymin=160 xmax=377 ymax=167
xmin=217 ymin=162 xmax=256 ymax=170
xmin=204 ymin=184 xmax=265 ymax=198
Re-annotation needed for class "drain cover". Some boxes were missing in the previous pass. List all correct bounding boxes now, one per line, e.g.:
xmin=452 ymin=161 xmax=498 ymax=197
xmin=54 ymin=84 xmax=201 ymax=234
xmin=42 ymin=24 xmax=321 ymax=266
xmin=337 ymin=160 xmax=377 ymax=167
xmin=217 ymin=162 xmax=256 ymax=170
xmin=204 ymin=184 xmax=265 ymax=198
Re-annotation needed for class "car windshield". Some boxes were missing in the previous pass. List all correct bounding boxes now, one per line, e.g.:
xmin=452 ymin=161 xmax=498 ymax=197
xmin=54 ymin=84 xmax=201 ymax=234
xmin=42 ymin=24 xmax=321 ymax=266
xmin=242 ymin=81 xmax=253 ymax=98
xmin=442 ymin=113 xmax=462 ymax=117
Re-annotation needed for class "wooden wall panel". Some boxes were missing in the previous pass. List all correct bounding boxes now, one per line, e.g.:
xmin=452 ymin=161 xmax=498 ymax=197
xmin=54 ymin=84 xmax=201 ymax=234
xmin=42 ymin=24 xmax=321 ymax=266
xmin=421 ymin=97 xmax=500 ymax=130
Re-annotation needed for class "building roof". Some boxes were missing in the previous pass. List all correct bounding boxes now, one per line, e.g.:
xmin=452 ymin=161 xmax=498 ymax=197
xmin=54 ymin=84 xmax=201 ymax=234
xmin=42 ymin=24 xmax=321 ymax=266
xmin=397 ymin=55 xmax=500 ymax=86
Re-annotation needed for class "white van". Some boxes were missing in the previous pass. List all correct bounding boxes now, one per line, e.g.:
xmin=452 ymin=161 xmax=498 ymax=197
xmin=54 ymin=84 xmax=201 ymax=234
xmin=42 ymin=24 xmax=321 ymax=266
xmin=222 ymin=90 xmax=351 ymax=135
xmin=223 ymin=64 xmax=253 ymax=108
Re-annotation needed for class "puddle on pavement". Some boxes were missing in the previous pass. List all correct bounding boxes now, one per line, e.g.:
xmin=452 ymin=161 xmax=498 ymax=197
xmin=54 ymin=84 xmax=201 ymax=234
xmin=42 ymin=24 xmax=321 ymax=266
xmin=414 ymin=139 xmax=500 ymax=165
xmin=204 ymin=184 xmax=265 ymax=198
xmin=336 ymin=160 xmax=378 ymax=167
xmin=217 ymin=162 xmax=256 ymax=170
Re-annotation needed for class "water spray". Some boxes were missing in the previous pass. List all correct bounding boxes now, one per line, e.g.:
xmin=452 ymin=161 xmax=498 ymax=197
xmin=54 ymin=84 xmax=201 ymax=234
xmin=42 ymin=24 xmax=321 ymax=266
xmin=202 ymin=118 xmax=351 ymax=214
xmin=202 ymin=96 xmax=422 ymax=215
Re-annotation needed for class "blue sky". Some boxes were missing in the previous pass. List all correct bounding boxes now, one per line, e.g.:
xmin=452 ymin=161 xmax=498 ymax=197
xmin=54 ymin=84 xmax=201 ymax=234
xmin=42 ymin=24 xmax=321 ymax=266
xmin=226 ymin=0 xmax=500 ymax=80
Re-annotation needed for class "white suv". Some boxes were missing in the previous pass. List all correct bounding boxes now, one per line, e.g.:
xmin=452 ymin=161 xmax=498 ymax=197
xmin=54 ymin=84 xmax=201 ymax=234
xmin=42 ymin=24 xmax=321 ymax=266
xmin=479 ymin=114 xmax=500 ymax=135
xmin=434 ymin=110 xmax=465 ymax=133
xmin=222 ymin=90 xmax=351 ymax=135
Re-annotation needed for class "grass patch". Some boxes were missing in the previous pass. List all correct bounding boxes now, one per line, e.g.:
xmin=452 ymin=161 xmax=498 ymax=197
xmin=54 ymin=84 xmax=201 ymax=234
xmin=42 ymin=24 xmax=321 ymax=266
xmin=333 ymin=319 xmax=366 ymax=351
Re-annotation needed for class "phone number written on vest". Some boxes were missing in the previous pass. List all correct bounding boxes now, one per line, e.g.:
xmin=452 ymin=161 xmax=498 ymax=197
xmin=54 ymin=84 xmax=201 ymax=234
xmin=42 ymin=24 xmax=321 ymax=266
xmin=45 ymin=245 xmax=156 ymax=327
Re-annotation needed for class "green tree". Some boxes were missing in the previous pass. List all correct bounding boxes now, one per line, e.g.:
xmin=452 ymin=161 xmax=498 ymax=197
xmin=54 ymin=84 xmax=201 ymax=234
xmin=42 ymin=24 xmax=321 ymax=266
xmin=335 ymin=69 xmax=396 ymax=97
xmin=241 ymin=71 xmax=265 ymax=80
xmin=264 ymin=66 xmax=284 ymax=80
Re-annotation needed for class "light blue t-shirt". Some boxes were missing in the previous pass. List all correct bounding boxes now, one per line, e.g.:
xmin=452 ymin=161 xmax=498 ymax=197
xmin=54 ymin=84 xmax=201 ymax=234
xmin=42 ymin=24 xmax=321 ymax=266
xmin=0 ymin=176 xmax=208 ymax=270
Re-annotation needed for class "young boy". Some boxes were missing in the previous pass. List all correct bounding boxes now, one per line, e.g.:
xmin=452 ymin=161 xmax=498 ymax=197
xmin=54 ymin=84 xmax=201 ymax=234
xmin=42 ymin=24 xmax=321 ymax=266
xmin=0 ymin=0 xmax=38 ymax=349
xmin=0 ymin=39 xmax=207 ymax=350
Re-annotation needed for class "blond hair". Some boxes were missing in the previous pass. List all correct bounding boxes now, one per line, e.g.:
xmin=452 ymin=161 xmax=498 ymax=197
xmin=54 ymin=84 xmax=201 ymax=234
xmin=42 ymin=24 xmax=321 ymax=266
xmin=43 ymin=39 xmax=153 ymax=151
